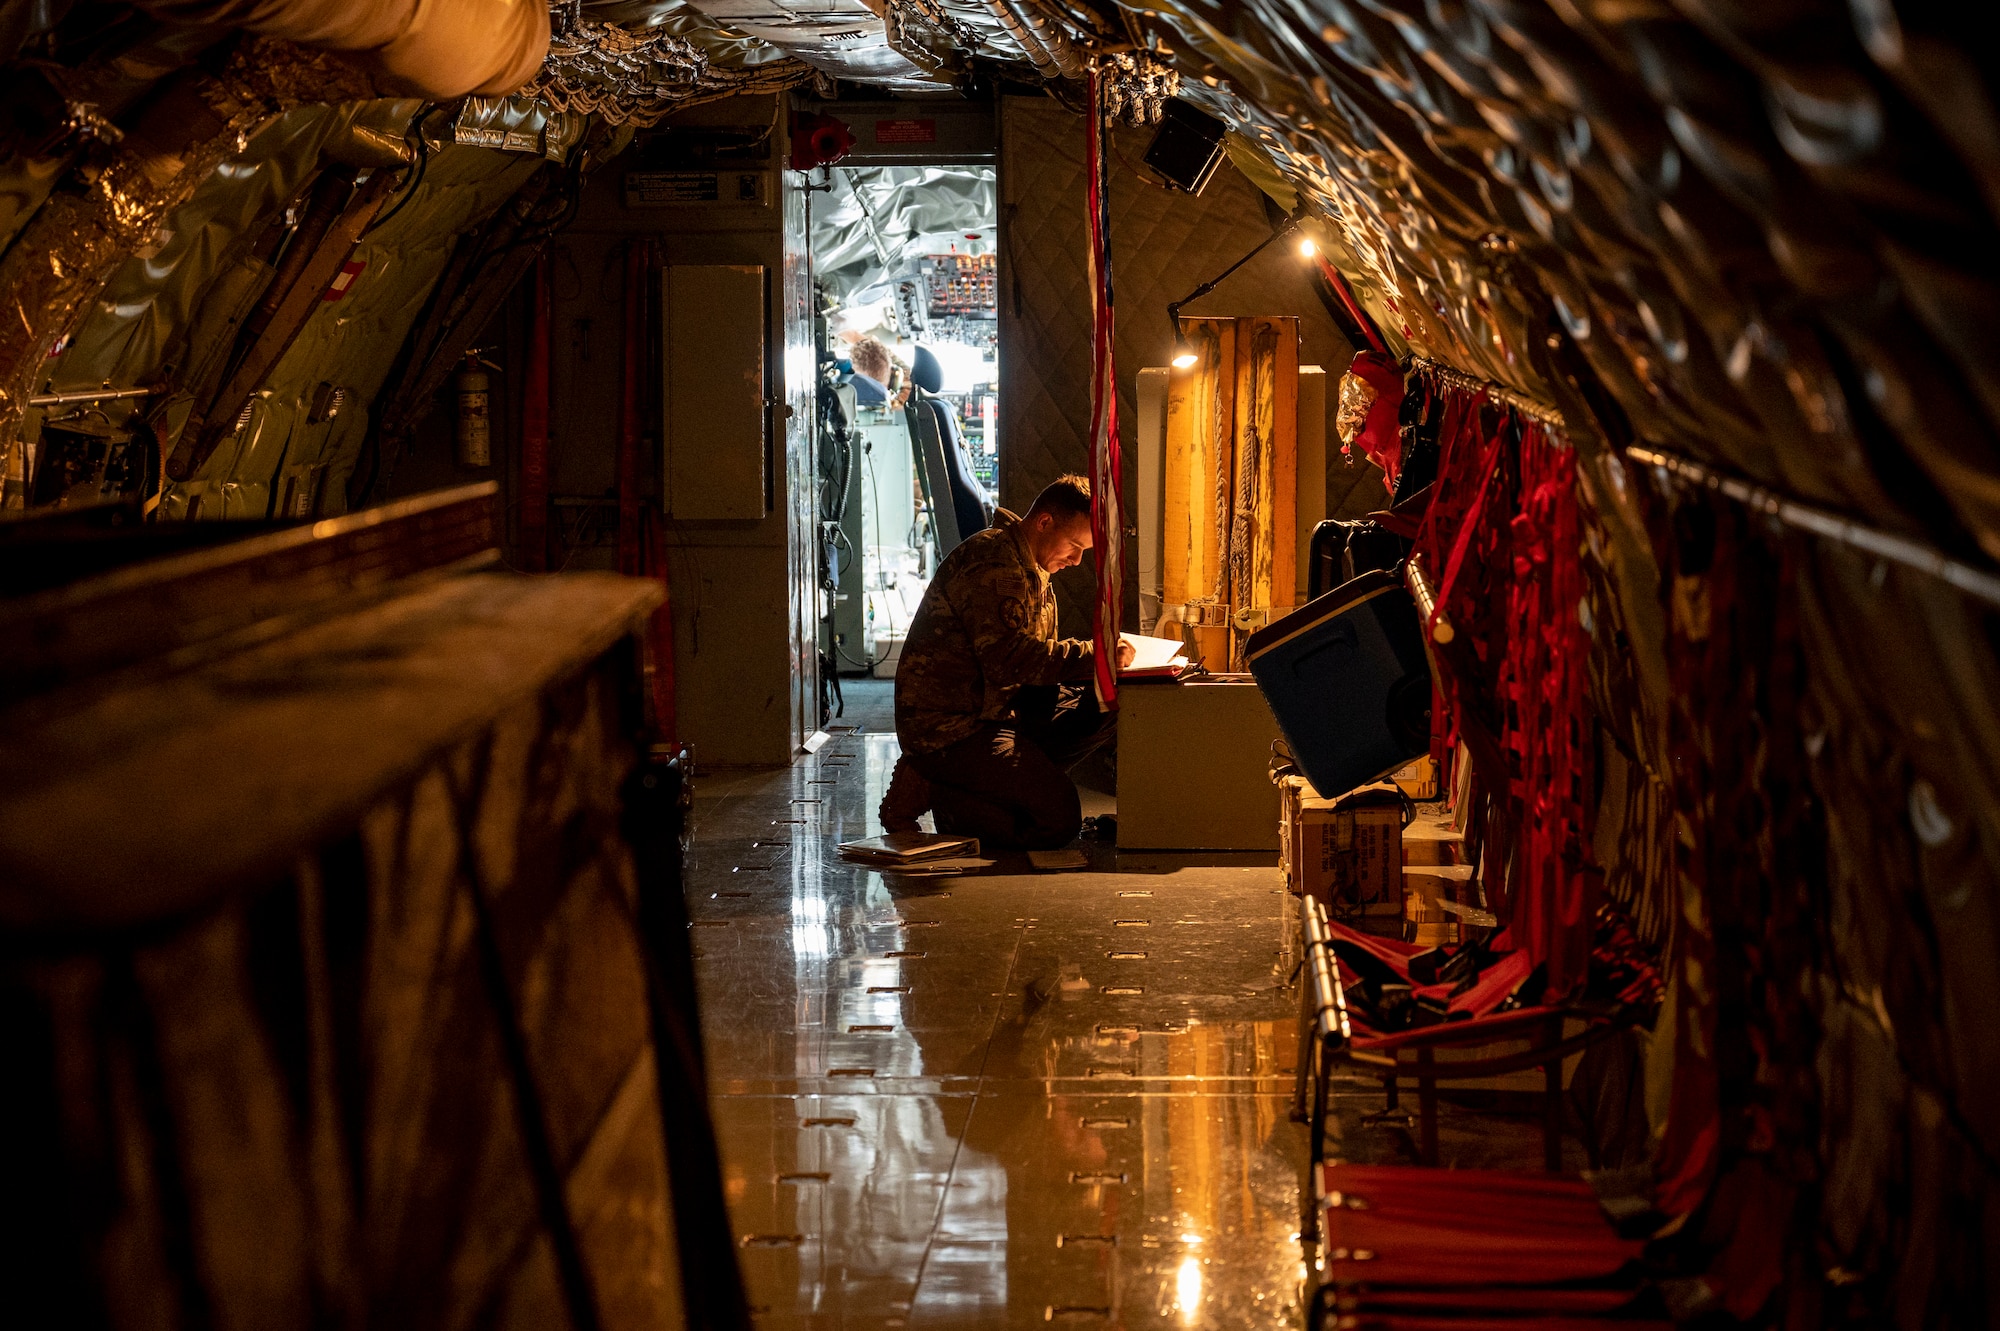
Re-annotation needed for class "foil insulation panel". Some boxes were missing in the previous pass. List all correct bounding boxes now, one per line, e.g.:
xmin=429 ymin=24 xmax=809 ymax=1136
xmin=682 ymin=0 xmax=953 ymax=91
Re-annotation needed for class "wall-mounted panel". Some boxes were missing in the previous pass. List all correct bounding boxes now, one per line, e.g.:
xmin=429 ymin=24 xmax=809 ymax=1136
xmin=662 ymin=264 xmax=768 ymax=520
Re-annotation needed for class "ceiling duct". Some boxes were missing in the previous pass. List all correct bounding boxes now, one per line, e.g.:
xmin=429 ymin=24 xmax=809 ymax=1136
xmin=128 ymin=0 xmax=548 ymax=96
xmin=1001 ymin=0 xmax=1083 ymax=80
xmin=682 ymin=0 xmax=949 ymax=92
xmin=982 ymin=0 xmax=1056 ymax=79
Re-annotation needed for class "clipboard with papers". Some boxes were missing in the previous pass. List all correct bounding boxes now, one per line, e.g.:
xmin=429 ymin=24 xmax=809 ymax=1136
xmin=1117 ymin=631 xmax=1197 ymax=682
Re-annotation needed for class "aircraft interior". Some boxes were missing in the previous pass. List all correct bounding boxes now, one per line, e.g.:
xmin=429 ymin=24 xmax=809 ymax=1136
xmin=3 ymin=0 xmax=1998 ymax=1327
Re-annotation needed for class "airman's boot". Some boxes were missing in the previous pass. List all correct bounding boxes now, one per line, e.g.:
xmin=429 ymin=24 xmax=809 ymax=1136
xmin=878 ymin=755 xmax=933 ymax=834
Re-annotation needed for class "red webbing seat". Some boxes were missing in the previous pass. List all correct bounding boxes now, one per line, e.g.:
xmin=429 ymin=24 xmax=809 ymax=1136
xmin=1310 ymin=1164 xmax=1667 ymax=1328
xmin=1319 ymin=1164 xmax=1640 ymax=1286
xmin=1328 ymin=921 xmax=1550 ymax=1043
xmin=1297 ymin=899 xmax=1667 ymax=1327
xmin=1324 ymin=1317 xmax=1666 ymax=1330
xmin=1358 ymin=1287 xmax=1646 ymax=1311
xmin=1298 ymin=904 xmax=1626 ymax=1170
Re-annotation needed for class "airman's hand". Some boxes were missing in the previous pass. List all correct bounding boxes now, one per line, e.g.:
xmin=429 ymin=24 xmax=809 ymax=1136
xmin=1118 ymin=639 xmax=1136 ymax=668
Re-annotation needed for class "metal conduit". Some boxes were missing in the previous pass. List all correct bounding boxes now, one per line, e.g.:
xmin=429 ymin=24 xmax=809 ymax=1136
xmin=985 ymin=0 xmax=1059 ymax=77
xmin=1625 ymin=445 xmax=2000 ymax=609
xmin=882 ymin=5 xmax=948 ymax=73
xmin=28 ymin=386 xmax=163 ymax=408
xmin=1005 ymin=0 xmax=1086 ymax=79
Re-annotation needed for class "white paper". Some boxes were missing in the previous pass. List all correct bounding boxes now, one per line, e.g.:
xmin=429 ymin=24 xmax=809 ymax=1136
xmin=881 ymin=857 xmax=995 ymax=876
xmin=1119 ymin=631 xmax=1189 ymax=673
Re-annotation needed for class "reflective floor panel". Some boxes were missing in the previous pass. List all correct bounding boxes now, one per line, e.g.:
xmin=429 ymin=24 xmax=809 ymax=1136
xmin=685 ymin=685 xmax=1562 ymax=1328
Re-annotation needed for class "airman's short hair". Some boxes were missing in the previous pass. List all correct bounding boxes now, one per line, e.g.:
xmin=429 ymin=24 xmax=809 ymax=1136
xmin=1027 ymin=474 xmax=1092 ymax=523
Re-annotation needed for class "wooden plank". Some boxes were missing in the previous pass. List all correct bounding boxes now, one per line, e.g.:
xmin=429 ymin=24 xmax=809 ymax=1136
xmin=0 ymin=483 xmax=499 ymax=700
xmin=1236 ymin=319 xmax=1298 ymax=669
xmin=0 ymin=572 xmax=663 ymax=930
xmin=1232 ymin=317 xmax=1301 ymax=631
xmin=1163 ymin=356 xmax=1194 ymax=613
xmin=1213 ymin=319 xmax=1237 ymax=608
xmin=1231 ymin=319 xmax=1258 ymax=656
xmin=1271 ymin=317 xmax=1300 ymax=613
xmin=1192 ymin=318 xmax=1235 ymax=667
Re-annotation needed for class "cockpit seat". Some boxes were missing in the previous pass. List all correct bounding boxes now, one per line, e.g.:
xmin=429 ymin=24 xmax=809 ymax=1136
xmin=904 ymin=345 xmax=993 ymax=557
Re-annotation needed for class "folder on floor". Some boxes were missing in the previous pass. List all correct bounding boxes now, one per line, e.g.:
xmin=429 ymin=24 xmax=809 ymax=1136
xmin=837 ymin=832 xmax=981 ymax=865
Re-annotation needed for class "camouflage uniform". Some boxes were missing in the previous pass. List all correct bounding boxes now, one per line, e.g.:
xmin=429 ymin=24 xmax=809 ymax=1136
xmin=896 ymin=509 xmax=1096 ymax=752
xmin=891 ymin=510 xmax=1111 ymax=849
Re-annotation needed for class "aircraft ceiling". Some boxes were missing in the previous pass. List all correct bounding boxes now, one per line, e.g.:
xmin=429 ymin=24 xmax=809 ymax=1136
xmin=4 ymin=0 xmax=1993 ymax=560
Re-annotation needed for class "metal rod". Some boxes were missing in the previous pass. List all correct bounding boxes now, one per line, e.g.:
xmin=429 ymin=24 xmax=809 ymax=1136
xmin=1625 ymin=445 xmax=2000 ymax=609
xmin=1405 ymin=553 xmax=1455 ymax=643
xmin=840 ymin=169 xmax=895 ymax=267
xmin=1411 ymin=355 xmax=1564 ymax=428
xmin=1167 ymin=214 xmax=1300 ymax=326
xmin=28 ymin=385 xmax=164 ymax=408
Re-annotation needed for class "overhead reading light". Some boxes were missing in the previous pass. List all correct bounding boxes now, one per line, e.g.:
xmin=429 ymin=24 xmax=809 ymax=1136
xmin=1165 ymin=212 xmax=1304 ymax=367
xmin=1298 ymin=237 xmax=1317 ymax=257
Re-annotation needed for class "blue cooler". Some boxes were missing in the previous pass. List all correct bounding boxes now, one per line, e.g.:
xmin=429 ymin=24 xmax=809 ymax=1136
xmin=1246 ymin=569 xmax=1432 ymax=798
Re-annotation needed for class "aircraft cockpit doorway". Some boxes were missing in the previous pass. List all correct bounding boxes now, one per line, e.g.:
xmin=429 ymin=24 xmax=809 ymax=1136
xmin=809 ymin=158 xmax=999 ymax=702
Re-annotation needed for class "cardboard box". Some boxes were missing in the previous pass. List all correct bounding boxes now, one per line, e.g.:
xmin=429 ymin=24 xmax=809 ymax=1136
xmin=1402 ymin=809 xmax=1465 ymax=867
xmin=1404 ymin=867 xmax=1459 ymax=946
xmin=1390 ymin=754 xmax=1439 ymax=800
xmin=1279 ymin=777 xmax=1403 ymax=908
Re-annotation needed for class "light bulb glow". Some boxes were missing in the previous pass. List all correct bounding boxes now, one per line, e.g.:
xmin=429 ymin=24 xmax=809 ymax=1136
xmin=1175 ymin=1256 xmax=1202 ymax=1323
xmin=1171 ymin=351 xmax=1199 ymax=368
xmin=1298 ymin=237 xmax=1317 ymax=256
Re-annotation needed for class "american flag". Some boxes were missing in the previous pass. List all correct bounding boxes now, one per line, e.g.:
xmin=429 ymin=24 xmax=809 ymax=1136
xmin=1085 ymin=70 xmax=1123 ymax=708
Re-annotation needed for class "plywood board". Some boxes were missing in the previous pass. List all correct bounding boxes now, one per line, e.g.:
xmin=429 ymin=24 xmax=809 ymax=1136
xmin=1163 ymin=318 xmax=1235 ymax=667
xmin=1163 ymin=316 xmax=1299 ymax=669
xmin=1229 ymin=316 xmax=1300 ymax=647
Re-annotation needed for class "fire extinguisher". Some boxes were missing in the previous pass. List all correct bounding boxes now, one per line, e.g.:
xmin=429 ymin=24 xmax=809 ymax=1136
xmin=454 ymin=350 xmax=499 ymax=467
xmin=789 ymin=112 xmax=855 ymax=171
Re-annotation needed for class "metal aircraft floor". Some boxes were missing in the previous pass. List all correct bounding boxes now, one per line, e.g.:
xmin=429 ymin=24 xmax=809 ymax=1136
xmin=684 ymin=690 xmax=1578 ymax=1328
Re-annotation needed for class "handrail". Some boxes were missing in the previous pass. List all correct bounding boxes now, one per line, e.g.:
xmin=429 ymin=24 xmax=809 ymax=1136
xmin=1410 ymin=355 xmax=1566 ymax=429
xmin=1297 ymin=894 xmax=1345 ymax=1225
xmin=1300 ymin=895 xmax=1350 ymax=1045
xmin=28 ymin=384 xmax=165 ymax=408
xmin=1404 ymin=552 xmax=1454 ymax=644
xmin=1627 ymin=443 xmax=2000 ymax=609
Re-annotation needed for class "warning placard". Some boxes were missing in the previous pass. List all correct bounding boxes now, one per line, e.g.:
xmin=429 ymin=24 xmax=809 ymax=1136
xmin=626 ymin=172 xmax=721 ymax=204
xmin=873 ymin=119 xmax=937 ymax=145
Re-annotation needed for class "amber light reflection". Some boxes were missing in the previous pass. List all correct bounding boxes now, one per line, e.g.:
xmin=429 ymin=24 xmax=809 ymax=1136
xmin=1175 ymin=1256 xmax=1202 ymax=1323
